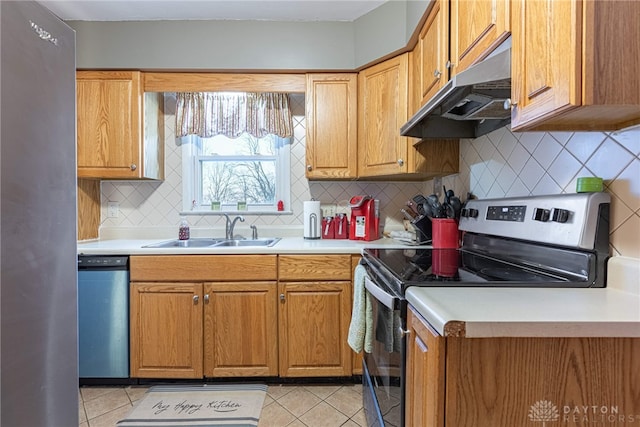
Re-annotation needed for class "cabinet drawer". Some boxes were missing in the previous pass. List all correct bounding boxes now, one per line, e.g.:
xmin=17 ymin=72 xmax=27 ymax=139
xmin=130 ymin=255 xmax=277 ymax=282
xmin=278 ymin=255 xmax=352 ymax=281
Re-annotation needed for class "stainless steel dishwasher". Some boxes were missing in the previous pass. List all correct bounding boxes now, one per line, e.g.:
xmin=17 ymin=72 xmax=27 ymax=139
xmin=77 ymin=255 xmax=130 ymax=381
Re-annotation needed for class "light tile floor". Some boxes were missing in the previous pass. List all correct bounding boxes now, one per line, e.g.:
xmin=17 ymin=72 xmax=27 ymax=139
xmin=79 ymin=382 xmax=366 ymax=427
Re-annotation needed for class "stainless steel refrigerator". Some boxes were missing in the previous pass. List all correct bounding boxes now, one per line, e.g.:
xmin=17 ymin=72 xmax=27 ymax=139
xmin=1 ymin=2 xmax=78 ymax=426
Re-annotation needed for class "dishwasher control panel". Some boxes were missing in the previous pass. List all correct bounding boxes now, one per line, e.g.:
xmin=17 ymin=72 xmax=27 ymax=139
xmin=77 ymin=255 xmax=128 ymax=268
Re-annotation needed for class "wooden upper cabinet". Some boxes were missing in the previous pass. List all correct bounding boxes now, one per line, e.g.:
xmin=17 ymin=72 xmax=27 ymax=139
xmin=77 ymin=71 xmax=164 ymax=179
xmin=450 ymin=0 xmax=510 ymax=76
xmin=511 ymin=0 xmax=640 ymax=131
xmin=360 ymin=53 xmax=459 ymax=180
xmin=415 ymin=0 xmax=450 ymax=109
xmin=305 ymin=74 xmax=358 ymax=179
xmin=358 ymin=54 xmax=411 ymax=177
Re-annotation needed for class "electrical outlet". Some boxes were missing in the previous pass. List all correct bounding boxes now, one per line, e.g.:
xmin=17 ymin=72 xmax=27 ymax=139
xmin=320 ymin=203 xmax=337 ymax=217
xmin=107 ymin=201 xmax=119 ymax=218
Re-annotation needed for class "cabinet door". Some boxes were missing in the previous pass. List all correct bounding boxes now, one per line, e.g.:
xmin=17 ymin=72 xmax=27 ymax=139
xmin=450 ymin=0 xmax=510 ymax=75
xmin=510 ymin=0 xmax=578 ymax=131
xmin=278 ymin=281 xmax=352 ymax=377
xmin=305 ymin=74 xmax=358 ymax=179
xmin=130 ymin=282 xmax=203 ymax=378
xmin=77 ymin=71 xmax=142 ymax=178
xmin=203 ymin=282 xmax=278 ymax=377
xmin=418 ymin=0 xmax=449 ymax=106
xmin=511 ymin=0 xmax=640 ymax=131
xmin=405 ymin=307 xmax=445 ymax=427
xmin=358 ymin=54 xmax=410 ymax=177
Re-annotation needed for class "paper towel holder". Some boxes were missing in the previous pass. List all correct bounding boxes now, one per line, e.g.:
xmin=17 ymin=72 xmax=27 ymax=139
xmin=303 ymin=199 xmax=321 ymax=239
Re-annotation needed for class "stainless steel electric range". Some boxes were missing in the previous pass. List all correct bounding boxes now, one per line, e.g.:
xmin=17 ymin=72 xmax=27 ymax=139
xmin=360 ymin=192 xmax=611 ymax=427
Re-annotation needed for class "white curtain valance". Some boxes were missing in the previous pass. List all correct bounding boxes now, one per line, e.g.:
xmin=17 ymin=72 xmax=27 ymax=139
xmin=175 ymin=92 xmax=293 ymax=139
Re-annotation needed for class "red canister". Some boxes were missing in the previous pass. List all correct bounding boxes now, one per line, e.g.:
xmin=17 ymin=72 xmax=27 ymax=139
xmin=333 ymin=214 xmax=349 ymax=239
xmin=321 ymin=216 xmax=335 ymax=239
xmin=431 ymin=218 xmax=459 ymax=248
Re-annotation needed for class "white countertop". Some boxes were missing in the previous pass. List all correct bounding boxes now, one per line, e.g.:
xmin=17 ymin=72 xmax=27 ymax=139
xmin=77 ymin=236 xmax=420 ymax=255
xmin=407 ymin=256 xmax=640 ymax=338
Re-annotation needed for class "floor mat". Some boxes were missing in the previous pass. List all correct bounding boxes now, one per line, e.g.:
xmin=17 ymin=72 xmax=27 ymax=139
xmin=117 ymin=383 xmax=267 ymax=426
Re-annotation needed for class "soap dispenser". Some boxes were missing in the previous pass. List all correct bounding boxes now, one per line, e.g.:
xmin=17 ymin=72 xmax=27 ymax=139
xmin=178 ymin=216 xmax=190 ymax=241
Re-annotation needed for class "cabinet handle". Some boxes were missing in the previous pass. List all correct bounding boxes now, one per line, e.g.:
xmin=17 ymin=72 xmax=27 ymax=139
xmin=130 ymin=163 xmax=137 ymax=171
xmin=503 ymin=99 xmax=517 ymax=110
xmin=433 ymin=69 xmax=442 ymax=79
xmin=204 ymin=294 xmax=209 ymax=303
xmin=397 ymin=159 xmax=404 ymax=166
xmin=445 ymin=60 xmax=454 ymax=69
xmin=193 ymin=295 xmax=199 ymax=304
xmin=398 ymin=326 xmax=410 ymax=338
xmin=307 ymin=165 xmax=312 ymax=172
xmin=279 ymin=293 xmax=285 ymax=302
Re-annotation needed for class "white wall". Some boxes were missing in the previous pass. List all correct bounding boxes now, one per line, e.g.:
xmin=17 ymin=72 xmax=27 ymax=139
xmin=68 ymin=1 xmax=431 ymax=70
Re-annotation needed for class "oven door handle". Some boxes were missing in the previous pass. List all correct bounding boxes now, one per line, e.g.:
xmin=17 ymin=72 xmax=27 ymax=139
xmin=364 ymin=276 xmax=398 ymax=310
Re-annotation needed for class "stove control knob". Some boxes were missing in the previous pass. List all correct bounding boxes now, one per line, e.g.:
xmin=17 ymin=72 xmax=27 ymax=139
xmin=533 ymin=208 xmax=550 ymax=222
xmin=551 ymin=208 xmax=570 ymax=223
xmin=460 ymin=208 xmax=469 ymax=218
xmin=468 ymin=208 xmax=479 ymax=218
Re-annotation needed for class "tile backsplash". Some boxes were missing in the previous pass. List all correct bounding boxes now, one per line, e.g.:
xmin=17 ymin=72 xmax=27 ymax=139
xmin=100 ymin=93 xmax=640 ymax=258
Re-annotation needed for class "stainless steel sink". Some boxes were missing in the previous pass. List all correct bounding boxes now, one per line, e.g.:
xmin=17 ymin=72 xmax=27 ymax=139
xmin=143 ymin=237 xmax=280 ymax=248
xmin=142 ymin=238 xmax=226 ymax=248
xmin=212 ymin=238 xmax=281 ymax=247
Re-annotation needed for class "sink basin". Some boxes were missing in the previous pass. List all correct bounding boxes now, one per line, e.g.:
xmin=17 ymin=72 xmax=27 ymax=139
xmin=142 ymin=238 xmax=226 ymax=248
xmin=212 ymin=238 xmax=281 ymax=247
xmin=142 ymin=237 xmax=280 ymax=248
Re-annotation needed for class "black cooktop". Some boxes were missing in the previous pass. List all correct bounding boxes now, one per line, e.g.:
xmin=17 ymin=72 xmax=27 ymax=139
xmin=362 ymin=247 xmax=588 ymax=295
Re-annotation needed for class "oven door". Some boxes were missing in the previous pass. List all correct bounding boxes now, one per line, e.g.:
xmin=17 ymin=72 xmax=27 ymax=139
xmin=362 ymin=275 xmax=405 ymax=427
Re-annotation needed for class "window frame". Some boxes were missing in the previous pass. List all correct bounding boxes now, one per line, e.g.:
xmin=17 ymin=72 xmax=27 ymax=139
xmin=181 ymin=134 xmax=291 ymax=214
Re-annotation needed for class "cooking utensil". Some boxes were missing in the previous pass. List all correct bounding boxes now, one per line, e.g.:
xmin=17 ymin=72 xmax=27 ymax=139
xmin=427 ymin=194 xmax=443 ymax=218
xmin=449 ymin=195 xmax=462 ymax=219
xmin=421 ymin=202 xmax=433 ymax=218
xmin=443 ymin=186 xmax=454 ymax=205
xmin=406 ymin=200 xmax=420 ymax=216
xmin=412 ymin=195 xmax=428 ymax=215
xmin=439 ymin=187 xmax=462 ymax=219
xmin=444 ymin=203 xmax=456 ymax=219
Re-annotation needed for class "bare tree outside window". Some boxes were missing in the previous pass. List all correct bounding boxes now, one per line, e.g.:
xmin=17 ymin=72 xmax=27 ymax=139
xmin=199 ymin=133 xmax=278 ymax=207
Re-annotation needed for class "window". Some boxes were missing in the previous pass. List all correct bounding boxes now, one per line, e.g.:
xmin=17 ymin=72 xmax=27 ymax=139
xmin=182 ymin=132 xmax=290 ymax=213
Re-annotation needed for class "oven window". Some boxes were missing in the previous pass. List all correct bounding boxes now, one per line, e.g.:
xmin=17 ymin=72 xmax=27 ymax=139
xmin=363 ymin=296 xmax=403 ymax=427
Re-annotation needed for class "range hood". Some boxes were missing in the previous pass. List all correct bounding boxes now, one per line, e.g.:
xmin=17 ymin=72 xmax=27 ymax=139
xmin=401 ymin=47 xmax=512 ymax=139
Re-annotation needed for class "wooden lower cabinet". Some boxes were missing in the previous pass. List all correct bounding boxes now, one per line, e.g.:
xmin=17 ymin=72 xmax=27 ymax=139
xmin=278 ymin=255 xmax=353 ymax=377
xmin=130 ymin=254 xmax=357 ymax=379
xmin=129 ymin=255 xmax=278 ymax=379
xmin=405 ymin=307 xmax=445 ymax=427
xmin=278 ymin=281 xmax=352 ymax=377
xmin=130 ymin=282 xmax=203 ymax=379
xmin=204 ymin=282 xmax=278 ymax=377
xmin=407 ymin=306 xmax=640 ymax=426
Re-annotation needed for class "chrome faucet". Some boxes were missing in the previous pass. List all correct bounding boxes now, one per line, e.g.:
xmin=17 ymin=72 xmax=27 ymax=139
xmin=223 ymin=214 xmax=245 ymax=239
